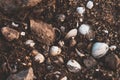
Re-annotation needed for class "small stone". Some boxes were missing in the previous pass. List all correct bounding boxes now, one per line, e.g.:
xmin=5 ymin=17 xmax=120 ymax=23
xmin=78 ymin=24 xmax=90 ymax=35
xmin=105 ymin=54 xmax=120 ymax=70
xmin=67 ymin=59 xmax=81 ymax=73
xmin=58 ymin=14 xmax=66 ymax=22
xmin=34 ymin=53 xmax=45 ymax=63
xmin=30 ymin=19 xmax=55 ymax=45
xmin=76 ymin=7 xmax=85 ymax=16
xmin=60 ymin=76 xmax=67 ymax=80
xmin=69 ymin=37 xmax=76 ymax=47
xmin=7 ymin=67 xmax=34 ymax=80
xmin=86 ymin=1 xmax=94 ymax=9
xmin=1 ymin=27 xmax=19 ymax=41
xmin=109 ymin=45 xmax=117 ymax=51
xmin=92 ymin=42 xmax=109 ymax=58
xmin=83 ymin=57 xmax=97 ymax=69
xmin=20 ymin=32 xmax=25 ymax=36
xmin=50 ymin=46 xmax=61 ymax=56
xmin=25 ymin=40 xmax=35 ymax=47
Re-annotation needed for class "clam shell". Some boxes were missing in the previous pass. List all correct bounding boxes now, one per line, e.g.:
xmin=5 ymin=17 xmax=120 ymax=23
xmin=92 ymin=42 xmax=109 ymax=58
xmin=65 ymin=29 xmax=77 ymax=39
xmin=67 ymin=59 xmax=81 ymax=73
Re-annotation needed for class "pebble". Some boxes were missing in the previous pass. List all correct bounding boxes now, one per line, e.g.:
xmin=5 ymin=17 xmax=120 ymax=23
xmin=105 ymin=54 xmax=120 ymax=70
xmin=30 ymin=19 xmax=55 ymax=45
xmin=109 ymin=45 xmax=117 ymax=51
xmin=1 ymin=27 xmax=19 ymax=41
xmin=92 ymin=42 xmax=109 ymax=58
xmin=83 ymin=57 xmax=97 ymax=69
xmin=78 ymin=24 xmax=90 ymax=35
xmin=58 ymin=14 xmax=66 ymax=22
xmin=76 ymin=7 xmax=85 ymax=16
xmin=69 ymin=37 xmax=76 ymax=47
xmin=7 ymin=67 xmax=34 ymax=80
xmin=20 ymin=32 xmax=25 ymax=36
xmin=50 ymin=46 xmax=61 ymax=56
xmin=86 ymin=1 xmax=94 ymax=9
xmin=65 ymin=28 xmax=77 ymax=39
xmin=67 ymin=59 xmax=81 ymax=73
xmin=60 ymin=76 xmax=67 ymax=80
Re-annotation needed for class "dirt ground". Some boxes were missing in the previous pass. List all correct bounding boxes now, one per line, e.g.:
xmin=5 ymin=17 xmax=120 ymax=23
xmin=0 ymin=0 xmax=120 ymax=80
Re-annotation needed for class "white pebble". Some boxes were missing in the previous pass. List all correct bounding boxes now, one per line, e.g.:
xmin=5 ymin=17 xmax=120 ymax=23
xmin=92 ymin=42 xmax=109 ymax=58
xmin=25 ymin=40 xmax=35 ymax=47
xmin=20 ymin=32 xmax=25 ymax=36
xmin=78 ymin=24 xmax=90 ymax=35
xmin=67 ymin=59 xmax=81 ymax=73
xmin=34 ymin=53 xmax=45 ymax=63
xmin=76 ymin=7 xmax=85 ymax=16
xmin=109 ymin=45 xmax=117 ymax=51
xmin=50 ymin=46 xmax=61 ymax=56
xmin=103 ymin=30 xmax=109 ymax=34
xmin=86 ymin=1 xmax=94 ymax=9
xmin=61 ymin=76 xmax=67 ymax=80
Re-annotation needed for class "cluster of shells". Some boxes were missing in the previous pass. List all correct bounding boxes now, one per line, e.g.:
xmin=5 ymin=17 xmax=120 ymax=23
xmin=0 ymin=0 xmax=120 ymax=80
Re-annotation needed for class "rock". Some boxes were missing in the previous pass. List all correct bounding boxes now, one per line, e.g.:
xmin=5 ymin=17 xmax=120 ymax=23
xmin=50 ymin=46 xmax=61 ymax=56
xmin=1 ymin=27 xmax=19 ymax=41
xmin=67 ymin=59 xmax=81 ymax=73
xmin=0 ymin=0 xmax=42 ymax=13
xmin=30 ymin=19 xmax=55 ymax=45
xmin=105 ymin=54 xmax=120 ymax=70
xmin=7 ymin=67 xmax=34 ymax=80
xmin=83 ymin=57 xmax=97 ymax=69
xmin=34 ymin=53 xmax=45 ymax=63
xmin=92 ymin=42 xmax=109 ymax=58
xmin=86 ymin=1 xmax=94 ymax=9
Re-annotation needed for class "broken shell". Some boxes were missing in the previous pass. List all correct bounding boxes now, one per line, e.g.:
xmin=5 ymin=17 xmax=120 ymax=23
xmin=58 ymin=40 xmax=65 ymax=47
xmin=58 ymin=14 xmax=66 ymax=22
xmin=75 ymin=48 xmax=85 ymax=57
xmin=109 ymin=45 xmax=117 ymax=51
xmin=50 ymin=46 xmax=61 ymax=56
xmin=76 ymin=7 xmax=85 ymax=16
xmin=92 ymin=42 xmax=109 ymax=58
xmin=1 ymin=27 xmax=19 ymax=41
xmin=34 ymin=53 xmax=45 ymax=63
xmin=78 ymin=24 xmax=90 ymax=35
xmin=65 ymin=29 xmax=77 ymax=39
xmin=67 ymin=59 xmax=81 ymax=73
xmin=86 ymin=1 xmax=94 ymax=9
xmin=25 ymin=40 xmax=35 ymax=47
xmin=30 ymin=19 xmax=55 ymax=45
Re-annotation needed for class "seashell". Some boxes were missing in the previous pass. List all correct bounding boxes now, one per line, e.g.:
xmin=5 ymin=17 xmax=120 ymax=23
xmin=34 ymin=53 xmax=45 ymax=63
xmin=76 ymin=7 xmax=85 ymax=16
xmin=25 ymin=40 xmax=35 ymax=47
xmin=78 ymin=24 xmax=90 ymax=35
xmin=1 ymin=27 xmax=19 ymax=41
xmin=109 ymin=45 xmax=117 ymax=51
xmin=67 ymin=59 xmax=81 ymax=73
xmin=86 ymin=1 xmax=94 ymax=9
xmin=60 ymin=76 xmax=67 ymax=80
xmin=65 ymin=29 xmax=77 ymax=39
xmin=92 ymin=42 xmax=109 ymax=58
xmin=30 ymin=19 xmax=55 ymax=45
xmin=75 ymin=48 xmax=85 ymax=57
xmin=50 ymin=46 xmax=61 ymax=56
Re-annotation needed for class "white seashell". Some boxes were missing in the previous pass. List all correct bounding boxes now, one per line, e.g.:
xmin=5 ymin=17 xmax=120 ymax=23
xmin=20 ymin=32 xmax=25 ymax=36
xmin=109 ymin=45 xmax=116 ymax=51
xmin=76 ymin=7 xmax=85 ymax=16
xmin=50 ymin=46 xmax=61 ymax=56
xmin=25 ymin=40 xmax=35 ymax=47
xmin=75 ymin=48 xmax=85 ymax=57
xmin=92 ymin=42 xmax=109 ymax=58
xmin=12 ymin=22 xmax=19 ymax=27
xmin=60 ymin=76 xmax=67 ymax=80
xmin=67 ymin=59 xmax=81 ymax=73
xmin=65 ymin=29 xmax=77 ymax=39
xmin=78 ymin=24 xmax=90 ymax=35
xmin=86 ymin=1 xmax=94 ymax=9
xmin=34 ymin=53 xmax=45 ymax=63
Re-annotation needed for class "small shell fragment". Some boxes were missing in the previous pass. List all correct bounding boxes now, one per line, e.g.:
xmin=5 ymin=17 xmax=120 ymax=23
xmin=20 ymin=32 xmax=25 ymax=36
xmin=78 ymin=24 xmax=90 ymax=35
xmin=67 ymin=59 xmax=81 ymax=73
xmin=34 ymin=53 xmax=45 ymax=63
xmin=50 ymin=46 xmax=61 ymax=56
xmin=65 ymin=29 xmax=77 ymax=39
xmin=92 ymin=42 xmax=109 ymax=58
xmin=58 ymin=14 xmax=66 ymax=22
xmin=109 ymin=45 xmax=117 ymax=51
xmin=76 ymin=7 xmax=85 ymax=16
xmin=86 ymin=1 xmax=94 ymax=9
xmin=25 ymin=40 xmax=35 ymax=47
xmin=1 ymin=27 xmax=19 ymax=41
xmin=60 ymin=76 xmax=67 ymax=80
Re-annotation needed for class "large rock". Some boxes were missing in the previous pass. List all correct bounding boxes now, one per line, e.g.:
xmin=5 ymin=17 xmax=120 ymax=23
xmin=7 ymin=67 xmax=34 ymax=80
xmin=30 ymin=19 xmax=55 ymax=45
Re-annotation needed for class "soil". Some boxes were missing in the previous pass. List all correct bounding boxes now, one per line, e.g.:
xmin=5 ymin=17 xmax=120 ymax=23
xmin=0 ymin=0 xmax=120 ymax=80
